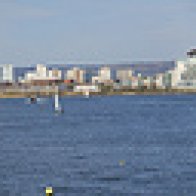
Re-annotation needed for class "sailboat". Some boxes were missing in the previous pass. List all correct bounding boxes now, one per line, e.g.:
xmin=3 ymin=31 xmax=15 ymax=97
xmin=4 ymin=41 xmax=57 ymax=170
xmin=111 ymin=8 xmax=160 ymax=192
xmin=54 ymin=85 xmax=63 ymax=113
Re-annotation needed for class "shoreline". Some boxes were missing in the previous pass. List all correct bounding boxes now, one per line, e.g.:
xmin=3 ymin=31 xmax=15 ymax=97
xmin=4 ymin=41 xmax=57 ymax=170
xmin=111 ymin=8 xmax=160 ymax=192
xmin=1 ymin=89 xmax=196 ymax=98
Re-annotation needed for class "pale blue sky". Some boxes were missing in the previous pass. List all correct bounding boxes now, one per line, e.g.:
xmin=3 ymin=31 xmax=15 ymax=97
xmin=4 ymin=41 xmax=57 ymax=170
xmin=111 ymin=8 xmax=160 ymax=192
xmin=0 ymin=0 xmax=195 ymax=66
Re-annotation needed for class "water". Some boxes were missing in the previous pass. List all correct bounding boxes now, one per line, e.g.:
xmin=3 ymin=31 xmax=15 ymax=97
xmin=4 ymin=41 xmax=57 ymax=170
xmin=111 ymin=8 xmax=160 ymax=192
xmin=0 ymin=95 xmax=196 ymax=195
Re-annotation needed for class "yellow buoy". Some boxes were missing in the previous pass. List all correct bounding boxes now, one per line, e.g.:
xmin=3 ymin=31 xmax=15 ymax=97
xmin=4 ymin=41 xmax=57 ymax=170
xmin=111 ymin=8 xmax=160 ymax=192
xmin=45 ymin=187 xmax=53 ymax=196
xmin=119 ymin=160 xmax=126 ymax=166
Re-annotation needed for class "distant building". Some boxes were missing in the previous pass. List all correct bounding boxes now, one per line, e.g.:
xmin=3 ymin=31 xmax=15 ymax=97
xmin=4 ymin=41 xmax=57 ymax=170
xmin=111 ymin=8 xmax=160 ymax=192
xmin=92 ymin=76 xmax=99 ymax=84
xmin=137 ymin=73 xmax=143 ymax=88
xmin=74 ymin=85 xmax=100 ymax=93
xmin=36 ymin=64 xmax=47 ymax=78
xmin=48 ymin=69 xmax=62 ymax=79
xmin=98 ymin=66 xmax=111 ymax=83
xmin=143 ymin=76 xmax=153 ymax=89
xmin=177 ymin=58 xmax=196 ymax=87
xmin=116 ymin=69 xmax=133 ymax=86
xmin=66 ymin=67 xmax=85 ymax=84
xmin=170 ymin=61 xmax=186 ymax=88
xmin=155 ymin=73 xmax=164 ymax=89
xmin=116 ymin=69 xmax=132 ymax=79
xmin=163 ymin=71 xmax=172 ymax=88
xmin=170 ymin=50 xmax=196 ymax=88
xmin=0 ymin=64 xmax=13 ymax=83
xmin=21 ymin=64 xmax=62 ymax=84
xmin=131 ymin=76 xmax=139 ymax=89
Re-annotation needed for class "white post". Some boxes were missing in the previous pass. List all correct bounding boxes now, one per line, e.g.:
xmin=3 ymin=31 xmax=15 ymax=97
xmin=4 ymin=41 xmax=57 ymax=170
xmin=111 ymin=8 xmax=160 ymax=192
xmin=54 ymin=85 xmax=63 ymax=113
xmin=55 ymin=85 xmax=59 ymax=110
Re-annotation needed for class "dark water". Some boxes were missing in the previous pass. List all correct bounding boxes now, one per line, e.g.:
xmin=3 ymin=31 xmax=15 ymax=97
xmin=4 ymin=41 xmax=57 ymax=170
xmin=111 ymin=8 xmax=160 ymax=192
xmin=0 ymin=95 xmax=196 ymax=196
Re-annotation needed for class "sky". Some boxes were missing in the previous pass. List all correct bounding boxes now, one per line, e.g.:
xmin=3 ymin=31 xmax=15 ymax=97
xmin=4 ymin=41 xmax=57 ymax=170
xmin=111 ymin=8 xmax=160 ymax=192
xmin=0 ymin=0 xmax=195 ymax=66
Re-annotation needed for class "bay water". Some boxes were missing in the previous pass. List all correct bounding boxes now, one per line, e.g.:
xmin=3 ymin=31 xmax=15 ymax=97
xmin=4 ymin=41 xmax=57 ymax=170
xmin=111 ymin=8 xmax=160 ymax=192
xmin=0 ymin=95 xmax=196 ymax=195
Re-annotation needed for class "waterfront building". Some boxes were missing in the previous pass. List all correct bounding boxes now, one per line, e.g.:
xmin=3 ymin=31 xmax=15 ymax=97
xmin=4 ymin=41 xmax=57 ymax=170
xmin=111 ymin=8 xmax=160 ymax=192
xmin=36 ymin=64 xmax=47 ymax=78
xmin=0 ymin=64 xmax=13 ymax=83
xmin=170 ymin=61 xmax=186 ymax=88
xmin=74 ymin=85 xmax=100 ymax=93
xmin=91 ymin=66 xmax=112 ymax=84
xmin=21 ymin=64 xmax=62 ymax=84
xmin=155 ymin=73 xmax=164 ymax=89
xmin=92 ymin=76 xmax=99 ymax=84
xmin=178 ymin=61 xmax=196 ymax=88
xmin=131 ymin=76 xmax=139 ymax=89
xmin=163 ymin=71 xmax=172 ymax=88
xmin=143 ymin=76 xmax=153 ymax=89
xmin=116 ymin=69 xmax=133 ymax=86
xmin=98 ymin=66 xmax=111 ymax=83
xmin=137 ymin=73 xmax=143 ymax=88
xmin=48 ymin=69 xmax=62 ymax=79
xmin=23 ymin=64 xmax=47 ymax=82
xmin=66 ymin=67 xmax=85 ymax=84
xmin=170 ymin=49 xmax=196 ymax=88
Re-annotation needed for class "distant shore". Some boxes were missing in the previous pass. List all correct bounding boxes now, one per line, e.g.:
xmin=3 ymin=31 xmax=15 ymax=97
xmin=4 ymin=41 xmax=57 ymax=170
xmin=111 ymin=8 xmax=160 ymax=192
xmin=1 ymin=89 xmax=196 ymax=98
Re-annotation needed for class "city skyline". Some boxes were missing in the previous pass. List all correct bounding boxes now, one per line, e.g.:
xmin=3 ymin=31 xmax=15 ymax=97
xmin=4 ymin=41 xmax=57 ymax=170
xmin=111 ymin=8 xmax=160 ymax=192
xmin=0 ymin=0 xmax=195 ymax=66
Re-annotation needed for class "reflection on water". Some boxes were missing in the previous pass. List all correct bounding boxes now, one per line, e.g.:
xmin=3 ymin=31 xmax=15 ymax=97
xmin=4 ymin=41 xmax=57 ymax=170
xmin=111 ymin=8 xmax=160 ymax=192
xmin=0 ymin=95 xmax=196 ymax=195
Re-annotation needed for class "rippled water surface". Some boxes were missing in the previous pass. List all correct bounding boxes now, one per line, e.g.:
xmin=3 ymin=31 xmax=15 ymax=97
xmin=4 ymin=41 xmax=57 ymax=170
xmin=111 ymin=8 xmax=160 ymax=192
xmin=0 ymin=95 xmax=196 ymax=196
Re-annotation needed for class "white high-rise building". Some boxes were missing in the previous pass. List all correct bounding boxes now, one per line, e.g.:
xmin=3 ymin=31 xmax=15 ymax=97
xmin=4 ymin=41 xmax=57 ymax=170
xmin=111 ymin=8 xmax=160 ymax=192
xmin=0 ymin=64 xmax=13 ymax=83
xmin=36 ymin=64 xmax=47 ymax=78
xmin=171 ymin=50 xmax=196 ymax=88
xmin=98 ymin=66 xmax=111 ymax=82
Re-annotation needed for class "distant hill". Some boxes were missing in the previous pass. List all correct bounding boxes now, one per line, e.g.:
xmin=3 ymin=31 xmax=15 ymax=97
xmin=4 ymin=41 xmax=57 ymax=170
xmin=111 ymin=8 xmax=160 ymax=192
xmin=51 ymin=61 xmax=175 ymax=76
xmin=128 ymin=61 xmax=175 ymax=76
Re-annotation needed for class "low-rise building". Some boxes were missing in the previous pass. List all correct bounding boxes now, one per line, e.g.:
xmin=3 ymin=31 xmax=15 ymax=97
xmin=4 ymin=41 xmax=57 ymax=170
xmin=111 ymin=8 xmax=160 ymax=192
xmin=20 ymin=64 xmax=62 ymax=84
xmin=48 ymin=69 xmax=62 ymax=80
xmin=116 ymin=69 xmax=133 ymax=86
xmin=91 ymin=66 xmax=113 ymax=85
xmin=74 ymin=85 xmax=100 ymax=93
xmin=92 ymin=76 xmax=99 ymax=84
xmin=66 ymin=67 xmax=85 ymax=84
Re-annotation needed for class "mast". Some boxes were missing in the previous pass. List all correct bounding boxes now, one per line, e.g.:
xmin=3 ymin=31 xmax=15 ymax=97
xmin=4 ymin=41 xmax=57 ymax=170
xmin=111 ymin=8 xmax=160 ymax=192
xmin=54 ymin=85 xmax=60 ymax=111
xmin=55 ymin=93 xmax=59 ymax=109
